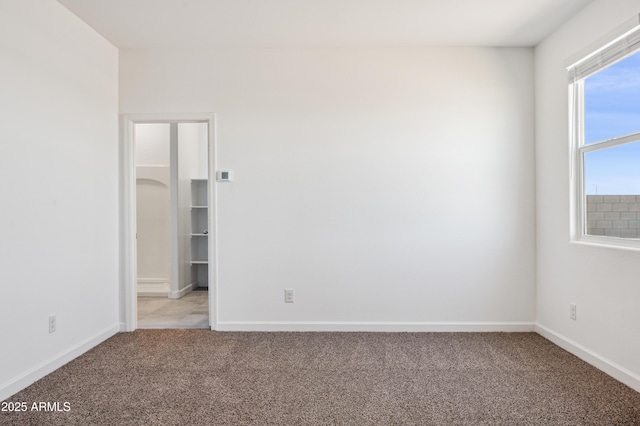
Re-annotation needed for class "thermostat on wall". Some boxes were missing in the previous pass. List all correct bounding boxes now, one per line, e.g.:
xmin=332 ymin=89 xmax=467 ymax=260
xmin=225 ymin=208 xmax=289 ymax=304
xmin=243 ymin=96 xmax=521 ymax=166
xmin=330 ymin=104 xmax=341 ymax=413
xmin=216 ymin=170 xmax=234 ymax=182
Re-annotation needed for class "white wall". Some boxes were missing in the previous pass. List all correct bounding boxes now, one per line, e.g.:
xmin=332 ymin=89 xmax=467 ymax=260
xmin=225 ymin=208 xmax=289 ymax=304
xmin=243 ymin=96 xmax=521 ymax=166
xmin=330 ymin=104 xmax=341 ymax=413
xmin=135 ymin=124 xmax=171 ymax=296
xmin=135 ymin=123 xmax=170 ymax=166
xmin=136 ymin=177 xmax=170 ymax=288
xmin=535 ymin=0 xmax=640 ymax=391
xmin=178 ymin=123 xmax=208 ymax=181
xmin=120 ymin=47 xmax=536 ymax=330
xmin=0 ymin=0 xmax=119 ymax=400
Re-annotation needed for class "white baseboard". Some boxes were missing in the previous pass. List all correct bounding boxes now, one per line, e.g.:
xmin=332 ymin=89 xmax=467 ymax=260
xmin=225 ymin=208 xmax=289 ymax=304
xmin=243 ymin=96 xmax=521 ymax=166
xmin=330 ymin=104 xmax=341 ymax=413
xmin=535 ymin=323 xmax=640 ymax=393
xmin=216 ymin=321 xmax=535 ymax=332
xmin=169 ymin=282 xmax=196 ymax=299
xmin=137 ymin=278 xmax=169 ymax=297
xmin=0 ymin=325 xmax=119 ymax=402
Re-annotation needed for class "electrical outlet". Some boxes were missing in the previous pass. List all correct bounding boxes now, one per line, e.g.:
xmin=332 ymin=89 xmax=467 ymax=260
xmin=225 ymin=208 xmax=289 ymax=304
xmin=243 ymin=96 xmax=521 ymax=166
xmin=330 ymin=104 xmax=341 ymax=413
xmin=570 ymin=303 xmax=577 ymax=321
xmin=284 ymin=289 xmax=294 ymax=303
xmin=49 ymin=314 xmax=57 ymax=333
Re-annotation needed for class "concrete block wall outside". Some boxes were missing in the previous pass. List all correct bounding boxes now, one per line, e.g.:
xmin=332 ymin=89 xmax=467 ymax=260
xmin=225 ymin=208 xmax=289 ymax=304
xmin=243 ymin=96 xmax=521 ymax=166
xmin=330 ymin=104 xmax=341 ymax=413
xmin=587 ymin=195 xmax=640 ymax=238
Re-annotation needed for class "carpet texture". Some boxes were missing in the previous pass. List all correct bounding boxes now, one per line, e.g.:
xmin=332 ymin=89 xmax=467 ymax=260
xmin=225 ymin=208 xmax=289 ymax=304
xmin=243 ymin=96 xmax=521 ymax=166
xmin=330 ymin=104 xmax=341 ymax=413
xmin=2 ymin=331 xmax=640 ymax=425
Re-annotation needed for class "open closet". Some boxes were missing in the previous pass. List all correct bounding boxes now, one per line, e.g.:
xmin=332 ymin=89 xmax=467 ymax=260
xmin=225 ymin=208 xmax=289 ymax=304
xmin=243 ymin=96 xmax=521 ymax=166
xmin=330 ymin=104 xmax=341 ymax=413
xmin=134 ymin=122 xmax=210 ymax=328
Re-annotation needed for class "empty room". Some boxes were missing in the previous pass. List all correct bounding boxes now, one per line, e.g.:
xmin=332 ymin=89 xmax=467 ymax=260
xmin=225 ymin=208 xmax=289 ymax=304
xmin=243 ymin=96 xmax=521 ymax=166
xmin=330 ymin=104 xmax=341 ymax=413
xmin=1 ymin=0 xmax=639 ymax=424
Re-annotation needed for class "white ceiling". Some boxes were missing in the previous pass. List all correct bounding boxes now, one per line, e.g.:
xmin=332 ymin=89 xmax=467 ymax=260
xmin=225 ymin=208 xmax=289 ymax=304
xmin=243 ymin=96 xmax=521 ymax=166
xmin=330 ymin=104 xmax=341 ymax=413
xmin=57 ymin=0 xmax=594 ymax=48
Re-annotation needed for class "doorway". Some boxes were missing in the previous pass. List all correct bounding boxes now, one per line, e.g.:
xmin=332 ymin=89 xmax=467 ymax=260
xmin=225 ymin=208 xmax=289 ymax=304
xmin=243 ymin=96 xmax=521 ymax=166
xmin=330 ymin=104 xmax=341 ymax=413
xmin=121 ymin=114 xmax=217 ymax=331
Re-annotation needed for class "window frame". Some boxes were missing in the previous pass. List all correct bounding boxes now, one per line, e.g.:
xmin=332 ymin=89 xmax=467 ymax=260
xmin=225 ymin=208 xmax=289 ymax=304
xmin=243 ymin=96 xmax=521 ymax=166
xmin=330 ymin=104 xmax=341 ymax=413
xmin=567 ymin=16 xmax=640 ymax=249
xmin=575 ymin=134 xmax=640 ymax=248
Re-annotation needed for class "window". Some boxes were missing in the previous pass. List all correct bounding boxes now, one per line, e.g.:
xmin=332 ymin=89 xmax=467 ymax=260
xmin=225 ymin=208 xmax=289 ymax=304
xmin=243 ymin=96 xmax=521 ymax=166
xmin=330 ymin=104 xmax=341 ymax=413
xmin=569 ymin=17 xmax=640 ymax=246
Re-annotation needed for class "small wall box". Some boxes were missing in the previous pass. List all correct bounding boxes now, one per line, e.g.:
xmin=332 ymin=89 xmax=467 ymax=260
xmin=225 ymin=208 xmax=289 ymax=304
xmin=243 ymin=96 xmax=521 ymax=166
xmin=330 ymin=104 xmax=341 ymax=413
xmin=216 ymin=170 xmax=233 ymax=182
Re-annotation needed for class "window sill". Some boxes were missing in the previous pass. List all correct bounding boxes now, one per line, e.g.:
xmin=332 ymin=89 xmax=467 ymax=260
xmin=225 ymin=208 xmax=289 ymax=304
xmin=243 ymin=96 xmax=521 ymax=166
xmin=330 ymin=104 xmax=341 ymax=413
xmin=571 ymin=235 xmax=640 ymax=252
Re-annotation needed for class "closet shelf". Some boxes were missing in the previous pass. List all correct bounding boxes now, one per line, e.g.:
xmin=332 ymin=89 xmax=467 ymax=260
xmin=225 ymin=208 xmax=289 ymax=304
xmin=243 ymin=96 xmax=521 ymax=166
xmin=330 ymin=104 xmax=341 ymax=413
xmin=191 ymin=179 xmax=209 ymax=289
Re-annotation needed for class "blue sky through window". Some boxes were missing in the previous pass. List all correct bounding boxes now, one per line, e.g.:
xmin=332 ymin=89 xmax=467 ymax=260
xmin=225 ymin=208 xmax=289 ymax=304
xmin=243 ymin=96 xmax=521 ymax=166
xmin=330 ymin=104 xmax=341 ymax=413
xmin=584 ymin=52 xmax=640 ymax=195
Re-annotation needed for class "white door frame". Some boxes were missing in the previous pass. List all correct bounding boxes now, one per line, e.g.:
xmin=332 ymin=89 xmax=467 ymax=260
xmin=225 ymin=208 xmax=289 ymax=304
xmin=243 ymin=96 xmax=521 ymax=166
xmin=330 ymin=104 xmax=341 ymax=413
xmin=121 ymin=113 xmax=218 ymax=331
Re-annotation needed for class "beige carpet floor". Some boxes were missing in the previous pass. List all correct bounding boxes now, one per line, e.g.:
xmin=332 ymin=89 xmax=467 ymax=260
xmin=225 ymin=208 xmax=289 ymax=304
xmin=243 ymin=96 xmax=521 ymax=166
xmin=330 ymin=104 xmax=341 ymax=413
xmin=2 ymin=331 xmax=640 ymax=425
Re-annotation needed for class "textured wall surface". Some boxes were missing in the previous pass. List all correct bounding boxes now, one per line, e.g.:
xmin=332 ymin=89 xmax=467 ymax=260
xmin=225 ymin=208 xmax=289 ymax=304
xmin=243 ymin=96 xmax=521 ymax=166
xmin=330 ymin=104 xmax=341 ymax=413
xmin=535 ymin=0 xmax=640 ymax=391
xmin=0 ymin=0 xmax=119 ymax=400
xmin=120 ymin=47 xmax=536 ymax=327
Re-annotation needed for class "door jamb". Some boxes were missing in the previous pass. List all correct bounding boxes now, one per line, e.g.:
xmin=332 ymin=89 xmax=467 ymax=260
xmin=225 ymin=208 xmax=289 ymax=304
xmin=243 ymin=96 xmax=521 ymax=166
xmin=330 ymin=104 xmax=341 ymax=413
xmin=120 ymin=113 xmax=218 ymax=331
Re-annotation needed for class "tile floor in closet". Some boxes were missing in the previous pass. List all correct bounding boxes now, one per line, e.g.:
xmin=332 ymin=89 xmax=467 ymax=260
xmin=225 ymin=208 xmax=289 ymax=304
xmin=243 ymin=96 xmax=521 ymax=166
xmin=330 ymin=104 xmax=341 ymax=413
xmin=137 ymin=289 xmax=209 ymax=329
